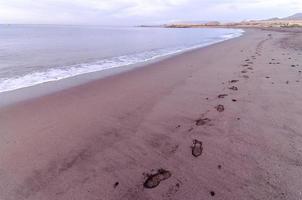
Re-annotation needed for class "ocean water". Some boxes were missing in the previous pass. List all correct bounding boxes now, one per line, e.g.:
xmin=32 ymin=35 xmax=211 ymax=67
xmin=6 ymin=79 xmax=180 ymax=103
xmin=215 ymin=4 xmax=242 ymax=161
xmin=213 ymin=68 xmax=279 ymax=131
xmin=0 ymin=25 xmax=243 ymax=93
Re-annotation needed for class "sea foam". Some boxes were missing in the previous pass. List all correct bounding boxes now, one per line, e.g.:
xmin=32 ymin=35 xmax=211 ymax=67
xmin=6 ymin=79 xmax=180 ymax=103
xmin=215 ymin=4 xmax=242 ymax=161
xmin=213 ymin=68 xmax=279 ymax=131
xmin=0 ymin=30 xmax=243 ymax=93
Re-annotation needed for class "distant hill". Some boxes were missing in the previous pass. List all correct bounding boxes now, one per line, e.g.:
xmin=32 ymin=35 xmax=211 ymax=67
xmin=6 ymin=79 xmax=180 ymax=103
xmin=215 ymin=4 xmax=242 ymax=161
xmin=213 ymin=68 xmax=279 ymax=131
xmin=265 ymin=17 xmax=280 ymax=21
xmin=144 ymin=13 xmax=302 ymax=29
xmin=282 ymin=13 xmax=302 ymax=20
xmin=264 ymin=13 xmax=302 ymax=21
xmin=170 ymin=20 xmax=208 ymax=24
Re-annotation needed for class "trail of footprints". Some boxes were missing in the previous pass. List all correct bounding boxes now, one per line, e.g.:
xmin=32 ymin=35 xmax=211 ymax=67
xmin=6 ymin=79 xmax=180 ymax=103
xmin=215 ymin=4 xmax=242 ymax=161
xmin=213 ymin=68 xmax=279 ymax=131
xmin=128 ymin=33 xmax=301 ymax=198
xmin=138 ymin=45 xmax=260 ymax=198
xmin=137 ymin=35 xmax=269 ymax=197
xmin=267 ymin=38 xmax=302 ymax=84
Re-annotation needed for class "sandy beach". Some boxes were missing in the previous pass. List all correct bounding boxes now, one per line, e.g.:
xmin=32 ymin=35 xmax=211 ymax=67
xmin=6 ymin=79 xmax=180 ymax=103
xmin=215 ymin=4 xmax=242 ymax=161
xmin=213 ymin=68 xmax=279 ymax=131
xmin=0 ymin=28 xmax=302 ymax=200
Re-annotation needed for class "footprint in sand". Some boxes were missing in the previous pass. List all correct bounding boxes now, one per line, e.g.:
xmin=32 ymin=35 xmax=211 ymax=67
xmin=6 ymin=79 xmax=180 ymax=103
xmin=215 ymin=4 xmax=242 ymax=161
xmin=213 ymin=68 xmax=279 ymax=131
xmin=144 ymin=169 xmax=172 ymax=189
xmin=229 ymin=86 xmax=238 ymax=91
xmin=218 ymin=94 xmax=228 ymax=99
xmin=241 ymin=70 xmax=248 ymax=74
xmin=195 ymin=118 xmax=211 ymax=126
xmin=243 ymin=75 xmax=249 ymax=79
xmin=191 ymin=139 xmax=203 ymax=157
xmin=215 ymin=105 xmax=225 ymax=112
xmin=114 ymin=182 xmax=119 ymax=188
xmin=229 ymin=80 xmax=239 ymax=83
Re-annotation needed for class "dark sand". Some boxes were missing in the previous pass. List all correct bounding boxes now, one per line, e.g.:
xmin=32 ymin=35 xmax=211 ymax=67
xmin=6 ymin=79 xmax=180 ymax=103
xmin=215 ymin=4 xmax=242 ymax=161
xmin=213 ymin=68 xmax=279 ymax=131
xmin=0 ymin=28 xmax=302 ymax=200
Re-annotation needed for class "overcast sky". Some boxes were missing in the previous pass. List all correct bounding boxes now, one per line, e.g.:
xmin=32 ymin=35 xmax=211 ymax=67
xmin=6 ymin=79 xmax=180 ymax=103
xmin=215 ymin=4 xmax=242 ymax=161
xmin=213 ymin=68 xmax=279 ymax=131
xmin=0 ymin=0 xmax=301 ymax=25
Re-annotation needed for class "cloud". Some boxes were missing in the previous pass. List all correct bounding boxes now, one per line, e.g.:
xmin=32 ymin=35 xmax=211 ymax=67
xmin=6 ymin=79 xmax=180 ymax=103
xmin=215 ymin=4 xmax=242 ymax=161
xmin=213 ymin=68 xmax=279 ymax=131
xmin=0 ymin=0 xmax=301 ymax=25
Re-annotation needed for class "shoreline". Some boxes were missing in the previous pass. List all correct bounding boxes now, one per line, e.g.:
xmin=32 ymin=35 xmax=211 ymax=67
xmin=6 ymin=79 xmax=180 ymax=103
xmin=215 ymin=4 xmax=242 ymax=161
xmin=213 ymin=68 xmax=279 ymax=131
xmin=1 ymin=28 xmax=302 ymax=200
xmin=0 ymin=29 xmax=244 ymax=108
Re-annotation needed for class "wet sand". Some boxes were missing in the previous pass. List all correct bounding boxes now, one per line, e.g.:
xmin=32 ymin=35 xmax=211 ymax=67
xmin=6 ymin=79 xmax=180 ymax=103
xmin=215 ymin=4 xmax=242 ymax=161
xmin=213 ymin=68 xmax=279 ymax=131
xmin=0 ymin=28 xmax=302 ymax=200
